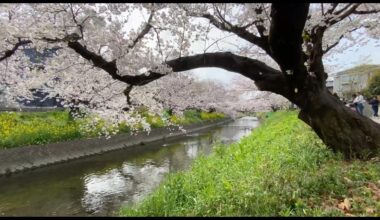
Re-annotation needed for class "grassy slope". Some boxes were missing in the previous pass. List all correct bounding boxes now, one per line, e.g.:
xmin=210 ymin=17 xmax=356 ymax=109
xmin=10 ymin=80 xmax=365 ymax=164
xmin=0 ymin=110 xmax=224 ymax=149
xmin=120 ymin=111 xmax=380 ymax=217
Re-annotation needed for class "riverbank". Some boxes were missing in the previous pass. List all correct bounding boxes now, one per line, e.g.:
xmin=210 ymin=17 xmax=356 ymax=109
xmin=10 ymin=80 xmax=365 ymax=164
xmin=120 ymin=111 xmax=380 ymax=217
xmin=0 ymin=116 xmax=231 ymax=177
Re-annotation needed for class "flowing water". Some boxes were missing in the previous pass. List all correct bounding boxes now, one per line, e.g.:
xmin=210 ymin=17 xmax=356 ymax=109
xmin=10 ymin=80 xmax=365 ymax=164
xmin=0 ymin=117 xmax=259 ymax=216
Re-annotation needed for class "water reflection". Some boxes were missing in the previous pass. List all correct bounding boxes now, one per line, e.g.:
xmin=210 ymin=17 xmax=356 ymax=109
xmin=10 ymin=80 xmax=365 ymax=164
xmin=185 ymin=140 xmax=199 ymax=159
xmin=81 ymin=159 xmax=170 ymax=215
xmin=0 ymin=116 xmax=259 ymax=216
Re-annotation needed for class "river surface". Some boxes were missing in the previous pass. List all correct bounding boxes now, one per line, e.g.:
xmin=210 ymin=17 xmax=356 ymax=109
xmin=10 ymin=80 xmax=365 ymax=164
xmin=0 ymin=117 xmax=259 ymax=216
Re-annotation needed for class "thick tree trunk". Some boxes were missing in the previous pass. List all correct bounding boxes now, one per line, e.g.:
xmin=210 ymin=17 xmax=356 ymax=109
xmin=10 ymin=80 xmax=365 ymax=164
xmin=267 ymin=4 xmax=380 ymax=159
xmin=297 ymin=88 xmax=380 ymax=159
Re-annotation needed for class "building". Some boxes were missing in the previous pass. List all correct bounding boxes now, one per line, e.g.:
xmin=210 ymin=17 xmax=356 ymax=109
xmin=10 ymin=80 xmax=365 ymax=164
xmin=332 ymin=65 xmax=380 ymax=99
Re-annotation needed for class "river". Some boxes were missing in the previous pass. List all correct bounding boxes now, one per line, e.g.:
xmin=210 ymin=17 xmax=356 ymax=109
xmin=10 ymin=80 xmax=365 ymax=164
xmin=0 ymin=116 xmax=259 ymax=216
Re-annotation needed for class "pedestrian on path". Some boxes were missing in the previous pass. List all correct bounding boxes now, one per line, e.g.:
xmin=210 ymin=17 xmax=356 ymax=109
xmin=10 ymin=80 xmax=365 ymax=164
xmin=353 ymin=93 xmax=365 ymax=115
xmin=369 ymin=96 xmax=379 ymax=117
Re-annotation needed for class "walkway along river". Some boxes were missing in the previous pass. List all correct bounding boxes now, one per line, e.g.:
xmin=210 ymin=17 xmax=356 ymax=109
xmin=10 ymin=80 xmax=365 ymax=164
xmin=0 ymin=116 xmax=259 ymax=216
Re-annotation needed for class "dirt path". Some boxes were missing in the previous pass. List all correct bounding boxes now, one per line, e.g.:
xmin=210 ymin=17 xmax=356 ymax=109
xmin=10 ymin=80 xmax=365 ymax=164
xmin=370 ymin=116 xmax=380 ymax=124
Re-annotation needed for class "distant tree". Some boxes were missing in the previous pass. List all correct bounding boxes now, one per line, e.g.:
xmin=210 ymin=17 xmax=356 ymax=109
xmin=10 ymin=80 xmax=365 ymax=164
xmin=365 ymin=70 xmax=380 ymax=97
xmin=132 ymin=73 xmax=230 ymax=115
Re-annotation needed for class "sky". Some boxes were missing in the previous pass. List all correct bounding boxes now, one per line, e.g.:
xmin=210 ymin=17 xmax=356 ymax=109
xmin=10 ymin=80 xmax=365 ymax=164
xmin=324 ymin=38 xmax=380 ymax=73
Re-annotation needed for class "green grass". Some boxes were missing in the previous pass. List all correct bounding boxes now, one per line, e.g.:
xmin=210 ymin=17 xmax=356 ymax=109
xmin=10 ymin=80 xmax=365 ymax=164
xmin=0 ymin=109 xmax=225 ymax=149
xmin=120 ymin=111 xmax=380 ymax=217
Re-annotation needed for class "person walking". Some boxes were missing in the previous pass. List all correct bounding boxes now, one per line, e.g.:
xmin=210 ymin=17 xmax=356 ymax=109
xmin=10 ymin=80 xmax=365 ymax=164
xmin=369 ymin=96 xmax=379 ymax=117
xmin=353 ymin=93 xmax=365 ymax=115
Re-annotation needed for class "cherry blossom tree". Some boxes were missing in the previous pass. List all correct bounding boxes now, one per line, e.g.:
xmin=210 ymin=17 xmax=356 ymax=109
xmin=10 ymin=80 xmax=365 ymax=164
xmin=228 ymin=75 xmax=290 ymax=112
xmin=1 ymin=3 xmax=380 ymax=158
xmin=132 ymin=73 xmax=229 ymax=114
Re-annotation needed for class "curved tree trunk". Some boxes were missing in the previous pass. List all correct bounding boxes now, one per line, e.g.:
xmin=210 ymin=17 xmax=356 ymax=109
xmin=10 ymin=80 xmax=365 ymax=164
xmin=267 ymin=4 xmax=380 ymax=159
xmin=297 ymin=88 xmax=380 ymax=159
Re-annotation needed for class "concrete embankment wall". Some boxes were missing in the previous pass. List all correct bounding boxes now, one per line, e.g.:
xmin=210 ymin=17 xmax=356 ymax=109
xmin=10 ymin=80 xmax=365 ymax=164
xmin=0 ymin=118 xmax=232 ymax=177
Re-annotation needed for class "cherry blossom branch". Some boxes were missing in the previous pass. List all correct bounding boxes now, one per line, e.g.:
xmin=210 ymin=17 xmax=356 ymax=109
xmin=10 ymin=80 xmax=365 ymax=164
xmin=165 ymin=53 xmax=288 ymax=96
xmin=353 ymin=8 xmax=380 ymax=14
xmin=240 ymin=20 xmax=260 ymax=30
xmin=322 ymin=25 xmax=363 ymax=54
xmin=325 ymin=3 xmax=338 ymax=14
xmin=310 ymin=3 xmax=359 ymax=34
xmin=327 ymin=4 xmax=360 ymax=27
xmin=333 ymin=4 xmax=354 ymax=16
xmin=323 ymin=35 xmax=344 ymax=55
xmin=127 ymin=10 xmax=154 ymax=50
xmin=202 ymin=34 xmax=234 ymax=53
xmin=69 ymin=4 xmax=84 ymax=38
xmin=65 ymin=39 xmax=287 ymax=95
xmin=115 ymin=9 xmax=155 ymax=60
xmin=0 ymin=39 xmax=32 ymax=62
xmin=87 ymin=80 xmax=120 ymax=104
xmin=213 ymin=4 xmax=233 ymax=28
xmin=152 ymin=27 xmax=163 ymax=57
xmin=180 ymin=6 xmax=270 ymax=54
xmin=124 ymin=85 xmax=133 ymax=105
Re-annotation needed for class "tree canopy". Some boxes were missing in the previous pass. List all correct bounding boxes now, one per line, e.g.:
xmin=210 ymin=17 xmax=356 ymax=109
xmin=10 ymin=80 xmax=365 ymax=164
xmin=366 ymin=70 xmax=380 ymax=97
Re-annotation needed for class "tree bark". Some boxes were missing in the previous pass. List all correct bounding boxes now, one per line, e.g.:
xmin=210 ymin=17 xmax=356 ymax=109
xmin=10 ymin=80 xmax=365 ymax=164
xmin=297 ymin=88 xmax=380 ymax=159
xmin=267 ymin=3 xmax=380 ymax=159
